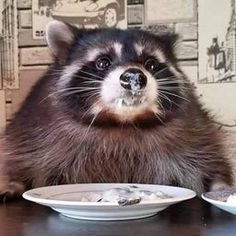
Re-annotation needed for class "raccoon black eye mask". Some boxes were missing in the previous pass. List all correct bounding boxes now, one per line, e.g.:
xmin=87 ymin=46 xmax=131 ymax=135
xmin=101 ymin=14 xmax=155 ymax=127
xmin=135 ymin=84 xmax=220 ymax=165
xmin=46 ymin=21 xmax=186 ymax=126
xmin=0 ymin=20 xmax=233 ymax=201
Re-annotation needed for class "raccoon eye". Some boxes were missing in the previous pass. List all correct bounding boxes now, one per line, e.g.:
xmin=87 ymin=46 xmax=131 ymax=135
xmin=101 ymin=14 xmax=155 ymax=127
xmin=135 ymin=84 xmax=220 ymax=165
xmin=144 ymin=58 xmax=159 ymax=72
xmin=96 ymin=56 xmax=111 ymax=70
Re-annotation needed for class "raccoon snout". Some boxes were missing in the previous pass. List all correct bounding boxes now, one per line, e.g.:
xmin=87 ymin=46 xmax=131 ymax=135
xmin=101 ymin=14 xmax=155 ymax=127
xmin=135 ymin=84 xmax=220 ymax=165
xmin=120 ymin=69 xmax=147 ymax=91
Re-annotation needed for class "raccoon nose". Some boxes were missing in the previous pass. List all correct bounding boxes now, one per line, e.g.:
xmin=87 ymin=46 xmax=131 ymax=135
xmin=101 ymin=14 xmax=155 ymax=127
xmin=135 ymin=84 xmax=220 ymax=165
xmin=120 ymin=69 xmax=147 ymax=91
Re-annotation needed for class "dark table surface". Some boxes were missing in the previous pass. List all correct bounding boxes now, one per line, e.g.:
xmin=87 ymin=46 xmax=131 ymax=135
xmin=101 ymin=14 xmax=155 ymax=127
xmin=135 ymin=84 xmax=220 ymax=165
xmin=0 ymin=198 xmax=236 ymax=236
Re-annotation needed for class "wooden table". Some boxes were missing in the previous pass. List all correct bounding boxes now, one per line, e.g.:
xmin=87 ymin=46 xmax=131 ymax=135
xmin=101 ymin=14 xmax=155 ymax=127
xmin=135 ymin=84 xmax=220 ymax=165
xmin=0 ymin=198 xmax=236 ymax=236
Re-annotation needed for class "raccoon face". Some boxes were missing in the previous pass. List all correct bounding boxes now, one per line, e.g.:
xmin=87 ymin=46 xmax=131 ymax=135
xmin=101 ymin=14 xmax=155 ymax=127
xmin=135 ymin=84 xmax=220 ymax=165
xmin=46 ymin=21 xmax=190 ymax=127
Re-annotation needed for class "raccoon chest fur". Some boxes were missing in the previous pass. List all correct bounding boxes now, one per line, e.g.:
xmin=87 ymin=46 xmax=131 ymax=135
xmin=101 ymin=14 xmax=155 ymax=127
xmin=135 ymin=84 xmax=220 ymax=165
xmin=33 ymin=127 xmax=203 ymax=192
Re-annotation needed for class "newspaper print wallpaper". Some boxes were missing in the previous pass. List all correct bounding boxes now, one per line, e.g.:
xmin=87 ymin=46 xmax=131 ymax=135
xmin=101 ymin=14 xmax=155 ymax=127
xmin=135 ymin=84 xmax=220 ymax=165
xmin=32 ymin=0 xmax=127 ymax=38
xmin=30 ymin=0 xmax=236 ymax=129
xmin=0 ymin=0 xmax=235 ymax=130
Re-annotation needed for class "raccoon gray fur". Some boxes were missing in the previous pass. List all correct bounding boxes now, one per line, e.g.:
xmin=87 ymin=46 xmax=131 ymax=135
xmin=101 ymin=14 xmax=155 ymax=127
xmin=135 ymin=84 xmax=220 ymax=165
xmin=0 ymin=21 xmax=233 ymax=200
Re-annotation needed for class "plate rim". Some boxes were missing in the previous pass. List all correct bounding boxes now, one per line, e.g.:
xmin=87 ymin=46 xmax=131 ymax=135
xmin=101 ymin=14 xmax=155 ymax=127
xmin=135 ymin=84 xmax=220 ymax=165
xmin=23 ymin=183 xmax=196 ymax=207
xmin=201 ymin=193 xmax=236 ymax=207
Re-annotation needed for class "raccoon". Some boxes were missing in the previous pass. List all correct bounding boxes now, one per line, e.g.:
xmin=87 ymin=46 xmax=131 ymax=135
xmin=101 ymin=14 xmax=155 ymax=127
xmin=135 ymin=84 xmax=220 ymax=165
xmin=0 ymin=20 xmax=233 ymax=200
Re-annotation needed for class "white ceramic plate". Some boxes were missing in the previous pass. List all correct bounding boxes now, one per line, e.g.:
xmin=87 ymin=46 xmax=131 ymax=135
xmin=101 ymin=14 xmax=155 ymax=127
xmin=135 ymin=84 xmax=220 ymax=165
xmin=202 ymin=190 xmax=236 ymax=215
xmin=23 ymin=183 xmax=196 ymax=221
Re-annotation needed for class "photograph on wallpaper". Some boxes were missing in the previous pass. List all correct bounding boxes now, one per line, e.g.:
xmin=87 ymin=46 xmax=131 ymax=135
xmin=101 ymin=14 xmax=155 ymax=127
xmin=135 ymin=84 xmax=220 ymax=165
xmin=127 ymin=3 xmax=144 ymax=26
xmin=32 ymin=0 xmax=127 ymax=39
xmin=198 ymin=0 xmax=236 ymax=84
xmin=144 ymin=0 xmax=196 ymax=25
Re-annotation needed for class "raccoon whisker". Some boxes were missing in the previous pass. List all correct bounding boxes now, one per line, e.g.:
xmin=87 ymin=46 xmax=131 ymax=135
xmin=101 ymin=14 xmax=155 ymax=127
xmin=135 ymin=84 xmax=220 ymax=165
xmin=158 ymin=80 xmax=190 ymax=85
xmin=79 ymin=69 xmax=103 ymax=78
xmin=81 ymin=100 xmax=101 ymax=120
xmin=80 ymin=109 xmax=93 ymax=121
xmin=156 ymin=76 xmax=178 ymax=81
xmin=74 ymin=76 xmax=101 ymax=83
xmin=160 ymin=90 xmax=190 ymax=103
xmin=58 ymin=87 xmax=96 ymax=92
xmin=61 ymin=89 xmax=100 ymax=97
xmin=85 ymin=93 xmax=101 ymax=101
xmin=158 ymin=87 xmax=189 ymax=91
xmin=156 ymin=99 xmax=166 ymax=118
xmin=80 ymin=80 xmax=103 ymax=85
xmin=82 ymin=90 xmax=100 ymax=95
xmin=79 ymin=70 xmax=104 ymax=80
xmin=157 ymin=76 xmax=176 ymax=80
xmin=79 ymin=83 xmax=101 ymax=89
xmin=39 ymin=89 xmax=75 ymax=104
xmin=61 ymin=86 xmax=100 ymax=91
xmin=80 ymin=111 xmax=101 ymax=146
xmin=73 ymin=75 xmax=103 ymax=83
xmin=157 ymin=78 xmax=171 ymax=82
xmin=157 ymin=77 xmax=189 ymax=83
xmin=79 ymin=92 xmax=101 ymax=99
xmin=68 ymin=86 xmax=99 ymax=90
xmin=49 ymin=69 xmax=64 ymax=73
xmin=158 ymin=86 xmax=191 ymax=91
xmin=158 ymin=83 xmax=189 ymax=88
xmin=153 ymin=66 xmax=169 ymax=76
xmin=61 ymin=88 xmax=99 ymax=94
xmin=39 ymin=86 xmax=100 ymax=103
xmin=158 ymin=92 xmax=172 ymax=104
xmin=75 ymin=90 xmax=100 ymax=95
xmin=157 ymin=77 xmax=190 ymax=83
xmin=62 ymin=92 xmax=100 ymax=98
xmin=153 ymin=112 xmax=165 ymax=126
xmin=158 ymin=92 xmax=184 ymax=111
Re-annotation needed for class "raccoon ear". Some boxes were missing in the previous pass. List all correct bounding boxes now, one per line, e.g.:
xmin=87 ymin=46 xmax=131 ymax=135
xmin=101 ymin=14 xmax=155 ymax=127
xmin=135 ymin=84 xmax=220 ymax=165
xmin=160 ymin=33 xmax=181 ymax=55
xmin=46 ymin=20 xmax=77 ymax=61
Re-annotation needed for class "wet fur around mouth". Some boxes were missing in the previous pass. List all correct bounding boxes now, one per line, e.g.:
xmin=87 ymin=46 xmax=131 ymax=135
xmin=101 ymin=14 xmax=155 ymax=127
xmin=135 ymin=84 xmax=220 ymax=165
xmin=0 ymin=21 xmax=233 ymax=200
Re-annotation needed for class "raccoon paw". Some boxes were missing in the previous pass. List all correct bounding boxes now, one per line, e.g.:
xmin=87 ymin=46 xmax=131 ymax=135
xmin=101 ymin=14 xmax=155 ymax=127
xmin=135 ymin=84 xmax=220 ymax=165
xmin=0 ymin=182 xmax=25 ymax=203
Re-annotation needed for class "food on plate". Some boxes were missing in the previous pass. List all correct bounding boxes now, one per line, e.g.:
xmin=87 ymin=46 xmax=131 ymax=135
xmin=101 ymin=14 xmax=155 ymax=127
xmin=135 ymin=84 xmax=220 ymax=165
xmin=77 ymin=186 xmax=173 ymax=206
xmin=203 ymin=189 xmax=236 ymax=203
xmin=226 ymin=193 xmax=236 ymax=204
